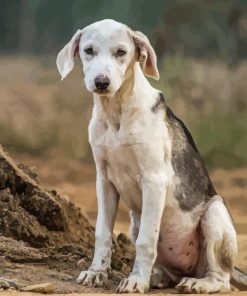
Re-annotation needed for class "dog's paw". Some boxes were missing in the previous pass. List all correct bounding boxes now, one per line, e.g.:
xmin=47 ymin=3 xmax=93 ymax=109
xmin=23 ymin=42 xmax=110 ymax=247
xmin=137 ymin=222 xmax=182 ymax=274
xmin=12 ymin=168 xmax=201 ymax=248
xmin=116 ymin=274 xmax=149 ymax=293
xmin=176 ymin=276 xmax=229 ymax=294
xmin=76 ymin=270 xmax=108 ymax=287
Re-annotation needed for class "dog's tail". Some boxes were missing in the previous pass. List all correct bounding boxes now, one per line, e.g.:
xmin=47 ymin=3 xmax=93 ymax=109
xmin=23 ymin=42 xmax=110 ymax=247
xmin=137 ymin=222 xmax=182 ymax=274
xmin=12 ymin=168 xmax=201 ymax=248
xmin=231 ymin=267 xmax=247 ymax=290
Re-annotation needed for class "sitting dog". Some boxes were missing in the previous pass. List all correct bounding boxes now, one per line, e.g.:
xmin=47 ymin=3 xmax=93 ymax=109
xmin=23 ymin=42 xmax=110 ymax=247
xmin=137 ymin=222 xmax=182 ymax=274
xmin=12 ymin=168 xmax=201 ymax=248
xmin=57 ymin=19 xmax=247 ymax=293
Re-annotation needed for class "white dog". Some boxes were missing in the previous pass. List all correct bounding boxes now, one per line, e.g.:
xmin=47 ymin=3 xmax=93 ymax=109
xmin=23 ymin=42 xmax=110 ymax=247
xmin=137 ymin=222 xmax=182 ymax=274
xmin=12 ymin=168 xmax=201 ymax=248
xmin=57 ymin=19 xmax=247 ymax=294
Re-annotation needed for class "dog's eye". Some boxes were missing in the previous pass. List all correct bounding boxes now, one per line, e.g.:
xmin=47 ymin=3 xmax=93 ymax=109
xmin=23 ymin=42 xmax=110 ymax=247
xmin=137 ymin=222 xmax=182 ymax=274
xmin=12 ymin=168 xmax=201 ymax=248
xmin=116 ymin=49 xmax=126 ymax=56
xmin=84 ymin=47 xmax=94 ymax=55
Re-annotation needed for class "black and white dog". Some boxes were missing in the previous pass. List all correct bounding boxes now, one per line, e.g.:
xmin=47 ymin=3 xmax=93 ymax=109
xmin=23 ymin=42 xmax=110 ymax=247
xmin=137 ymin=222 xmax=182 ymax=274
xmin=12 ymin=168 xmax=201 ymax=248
xmin=57 ymin=19 xmax=247 ymax=293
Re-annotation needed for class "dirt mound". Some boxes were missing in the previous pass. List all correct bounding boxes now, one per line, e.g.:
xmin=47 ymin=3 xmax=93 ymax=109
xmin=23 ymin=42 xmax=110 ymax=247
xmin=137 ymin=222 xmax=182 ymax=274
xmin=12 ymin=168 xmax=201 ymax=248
xmin=0 ymin=146 xmax=134 ymax=293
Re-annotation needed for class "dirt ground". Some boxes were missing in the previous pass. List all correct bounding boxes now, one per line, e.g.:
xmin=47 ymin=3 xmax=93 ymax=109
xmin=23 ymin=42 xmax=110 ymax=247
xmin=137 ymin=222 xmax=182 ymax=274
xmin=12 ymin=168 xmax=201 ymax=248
xmin=3 ymin=292 xmax=247 ymax=296
xmin=0 ymin=152 xmax=246 ymax=295
xmin=0 ymin=148 xmax=136 ymax=295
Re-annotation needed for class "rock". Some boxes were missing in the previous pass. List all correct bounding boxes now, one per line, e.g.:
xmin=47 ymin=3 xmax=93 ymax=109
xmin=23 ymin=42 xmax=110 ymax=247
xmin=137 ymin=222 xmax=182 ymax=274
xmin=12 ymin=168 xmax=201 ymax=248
xmin=0 ymin=279 xmax=10 ymax=289
xmin=77 ymin=258 xmax=87 ymax=269
xmin=117 ymin=233 xmax=131 ymax=245
xmin=0 ymin=278 xmax=18 ymax=289
xmin=21 ymin=282 xmax=57 ymax=294
xmin=111 ymin=256 xmax=123 ymax=271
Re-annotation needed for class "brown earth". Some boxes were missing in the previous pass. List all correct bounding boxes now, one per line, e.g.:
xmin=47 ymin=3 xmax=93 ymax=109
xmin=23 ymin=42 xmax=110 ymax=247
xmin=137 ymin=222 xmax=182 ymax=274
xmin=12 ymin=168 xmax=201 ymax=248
xmin=0 ymin=149 xmax=246 ymax=295
xmin=0 ymin=147 xmax=134 ymax=294
xmin=2 ymin=293 xmax=247 ymax=296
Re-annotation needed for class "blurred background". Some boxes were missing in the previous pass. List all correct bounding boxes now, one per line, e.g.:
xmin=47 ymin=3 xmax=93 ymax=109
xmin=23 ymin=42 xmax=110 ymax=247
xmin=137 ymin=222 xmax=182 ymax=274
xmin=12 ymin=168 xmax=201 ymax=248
xmin=0 ymin=1 xmax=246 ymax=245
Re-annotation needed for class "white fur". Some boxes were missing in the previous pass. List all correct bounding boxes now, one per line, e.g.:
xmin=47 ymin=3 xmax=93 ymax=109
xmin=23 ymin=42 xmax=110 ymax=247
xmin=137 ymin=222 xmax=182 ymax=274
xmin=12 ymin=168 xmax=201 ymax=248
xmin=88 ymin=62 xmax=173 ymax=293
xmin=57 ymin=19 xmax=170 ymax=292
xmin=176 ymin=197 xmax=238 ymax=293
xmin=57 ymin=19 xmax=239 ymax=294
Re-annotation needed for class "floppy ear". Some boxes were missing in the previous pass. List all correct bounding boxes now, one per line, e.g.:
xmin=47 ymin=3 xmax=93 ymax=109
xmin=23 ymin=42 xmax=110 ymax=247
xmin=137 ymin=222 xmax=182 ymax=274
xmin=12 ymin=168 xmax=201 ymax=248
xmin=56 ymin=29 xmax=82 ymax=80
xmin=131 ymin=31 xmax=159 ymax=80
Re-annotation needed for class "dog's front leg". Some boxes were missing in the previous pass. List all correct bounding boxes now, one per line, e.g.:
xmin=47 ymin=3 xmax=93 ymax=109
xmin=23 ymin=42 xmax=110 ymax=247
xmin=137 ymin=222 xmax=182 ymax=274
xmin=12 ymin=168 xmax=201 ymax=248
xmin=117 ymin=174 xmax=168 ymax=293
xmin=76 ymin=172 xmax=119 ymax=287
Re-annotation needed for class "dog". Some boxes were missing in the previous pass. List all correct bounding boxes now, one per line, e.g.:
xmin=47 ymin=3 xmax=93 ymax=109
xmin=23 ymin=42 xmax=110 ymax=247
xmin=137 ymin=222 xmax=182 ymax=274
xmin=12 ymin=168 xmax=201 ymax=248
xmin=56 ymin=19 xmax=247 ymax=293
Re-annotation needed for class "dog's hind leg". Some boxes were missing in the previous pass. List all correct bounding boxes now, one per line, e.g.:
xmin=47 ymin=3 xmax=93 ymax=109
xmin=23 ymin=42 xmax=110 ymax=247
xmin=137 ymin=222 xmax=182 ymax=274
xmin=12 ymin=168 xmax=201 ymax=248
xmin=176 ymin=196 xmax=237 ymax=294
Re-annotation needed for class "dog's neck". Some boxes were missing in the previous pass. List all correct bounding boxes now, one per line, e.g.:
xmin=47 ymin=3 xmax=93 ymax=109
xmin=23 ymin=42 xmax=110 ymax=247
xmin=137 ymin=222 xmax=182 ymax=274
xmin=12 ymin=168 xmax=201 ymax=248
xmin=93 ymin=63 xmax=156 ymax=130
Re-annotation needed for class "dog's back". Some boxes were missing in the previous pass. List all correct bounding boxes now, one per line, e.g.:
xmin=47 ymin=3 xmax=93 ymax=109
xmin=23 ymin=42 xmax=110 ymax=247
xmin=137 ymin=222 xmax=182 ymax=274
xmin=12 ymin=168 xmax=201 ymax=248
xmin=166 ymin=105 xmax=217 ymax=211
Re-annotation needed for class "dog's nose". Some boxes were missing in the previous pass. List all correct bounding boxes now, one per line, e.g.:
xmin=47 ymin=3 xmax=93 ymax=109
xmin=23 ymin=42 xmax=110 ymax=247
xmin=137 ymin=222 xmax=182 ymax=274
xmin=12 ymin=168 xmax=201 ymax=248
xmin=94 ymin=76 xmax=110 ymax=91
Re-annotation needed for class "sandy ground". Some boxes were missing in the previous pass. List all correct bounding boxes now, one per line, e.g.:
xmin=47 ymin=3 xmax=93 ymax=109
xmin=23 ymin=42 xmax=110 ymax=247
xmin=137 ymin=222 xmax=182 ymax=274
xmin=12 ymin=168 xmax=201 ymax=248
xmin=1 ymin=153 xmax=246 ymax=295
xmin=3 ymin=292 xmax=247 ymax=296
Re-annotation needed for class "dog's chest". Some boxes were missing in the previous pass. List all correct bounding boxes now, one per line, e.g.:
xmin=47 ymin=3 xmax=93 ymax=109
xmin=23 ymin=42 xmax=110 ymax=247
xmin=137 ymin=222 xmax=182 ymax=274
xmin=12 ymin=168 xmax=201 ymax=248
xmin=97 ymin=127 xmax=148 ymax=211
xmin=89 ymin=114 xmax=169 ymax=211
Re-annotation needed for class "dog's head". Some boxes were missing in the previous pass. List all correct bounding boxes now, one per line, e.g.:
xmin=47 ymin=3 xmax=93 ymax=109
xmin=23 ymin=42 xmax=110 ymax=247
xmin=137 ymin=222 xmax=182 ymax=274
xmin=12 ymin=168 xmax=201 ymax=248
xmin=56 ymin=19 xmax=159 ymax=96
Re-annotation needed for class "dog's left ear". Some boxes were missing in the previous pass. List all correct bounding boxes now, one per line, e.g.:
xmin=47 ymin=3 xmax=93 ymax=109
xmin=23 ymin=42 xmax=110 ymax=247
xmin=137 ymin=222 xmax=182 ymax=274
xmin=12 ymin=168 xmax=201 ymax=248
xmin=56 ymin=29 xmax=82 ymax=80
xmin=131 ymin=31 xmax=159 ymax=80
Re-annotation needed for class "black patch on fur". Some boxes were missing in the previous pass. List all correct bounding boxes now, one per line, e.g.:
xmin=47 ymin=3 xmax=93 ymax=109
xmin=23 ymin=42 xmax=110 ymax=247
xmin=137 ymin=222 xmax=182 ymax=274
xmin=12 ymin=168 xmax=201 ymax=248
xmin=166 ymin=107 xmax=198 ymax=153
xmin=166 ymin=106 xmax=217 ymax=212
xmin=151 ymin=92 xmax=165 ymax=112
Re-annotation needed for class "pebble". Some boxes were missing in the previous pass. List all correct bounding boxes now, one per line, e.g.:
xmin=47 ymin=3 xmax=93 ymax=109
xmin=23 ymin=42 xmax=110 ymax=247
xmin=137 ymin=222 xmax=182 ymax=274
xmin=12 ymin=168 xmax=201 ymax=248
xmin=0 ymin=278 xmax=18 ymax=290
xmin=20 ymin=282 xmax=57 ymax=294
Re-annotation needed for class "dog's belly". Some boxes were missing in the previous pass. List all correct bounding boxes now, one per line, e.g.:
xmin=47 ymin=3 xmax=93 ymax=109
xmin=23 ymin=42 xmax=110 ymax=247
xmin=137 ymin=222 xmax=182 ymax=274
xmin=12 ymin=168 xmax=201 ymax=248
xmin=157 ymin=205 xmax=201 ymax=275
xmin=157 ymin=227 xmax=200 ymax=275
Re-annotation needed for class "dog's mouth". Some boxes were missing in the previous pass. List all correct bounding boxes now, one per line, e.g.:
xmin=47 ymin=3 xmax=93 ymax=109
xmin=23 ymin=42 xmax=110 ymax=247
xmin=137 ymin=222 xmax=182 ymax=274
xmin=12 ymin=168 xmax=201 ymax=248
xmin=93 ymin=89 xmax=110 ymax=95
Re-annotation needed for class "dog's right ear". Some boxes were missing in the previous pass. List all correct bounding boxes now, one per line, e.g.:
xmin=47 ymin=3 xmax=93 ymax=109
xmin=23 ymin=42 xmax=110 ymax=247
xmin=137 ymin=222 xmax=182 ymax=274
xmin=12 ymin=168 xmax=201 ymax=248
xmin=56 ymin=29 xmax=82 ymax=80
